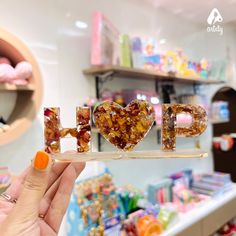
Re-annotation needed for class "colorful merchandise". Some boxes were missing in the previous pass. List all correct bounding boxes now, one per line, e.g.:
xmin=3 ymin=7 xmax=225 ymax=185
xmin=169 ymin=169 xmax=193 ymax=189
xmin=220 ymin=135 xmax=234 ymax=152
xmin=120 ymin=34 xmax=132 ymax=67
xmin=91 ymin=12 xmax=119 ymax=65
xmin=211 ymin=101 xmax=229 ymax=122
xmin=131 ymin=37 xmax=143 ymax=68
xmin=192 ymin=172 xmax=232 ymax=197
xmin=117 ymin=185 xmax=144 ymax=216
xmin=89 ymin=13 xmax=219 ymax=80
xmin=165 ymin=51 xmax=178 ymax=73
xmin=93 ymin=100 xmax=155 ymax=151
xmin=142 ymin=38 xmax=160 ymax=70
xmin=44 ymin=107 xmax=91 ymax=153
xmin=157 ymin=206 xmax=178 ymax=230
xmin=67 ymin=170 xmax=122 ymax=236
xmin=147 ymin=178 xmax=172 ymax=205
xmin=137 ymin=215 xmax=162 ymax=236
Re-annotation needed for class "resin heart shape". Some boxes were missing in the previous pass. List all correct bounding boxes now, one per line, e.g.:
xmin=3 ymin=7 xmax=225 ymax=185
xmin=93 ymin=100 xmax=155 ymax=151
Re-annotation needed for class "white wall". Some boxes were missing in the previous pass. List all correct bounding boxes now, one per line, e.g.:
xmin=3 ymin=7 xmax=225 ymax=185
xmin=0 ymin=1 xmax=236 ymax=234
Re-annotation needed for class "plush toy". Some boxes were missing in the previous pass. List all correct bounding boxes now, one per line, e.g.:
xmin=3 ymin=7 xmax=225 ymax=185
xmin=0 ymin=57 xmax=11 ymax=65
xmin=0 ymin=58 xmax=32 ymax=84
xmin=15 ymin=61 xmax=33 ymax=80
xmin=0 ymin=64 xmax=17 ymax=82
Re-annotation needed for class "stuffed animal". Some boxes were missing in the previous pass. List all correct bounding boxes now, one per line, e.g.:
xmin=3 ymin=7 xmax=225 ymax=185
xmin=0 ymin=57 xmax=32 ymax=84
xmin=0 ymin=57 xmax=11 ymax=65
xmin=15 ymin=61 xmax=33 ymax=81
xmin=0 ymin=64 xmax=17 ymax=82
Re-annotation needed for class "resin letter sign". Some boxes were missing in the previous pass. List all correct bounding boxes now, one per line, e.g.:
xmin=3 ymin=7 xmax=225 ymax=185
xmin=44 ymin=100 xmax=208 ymax=156
xmin=162 ymin=104 xmax=207 ymax=151
xmin=44 ymin=107 xmax=91 ymax=153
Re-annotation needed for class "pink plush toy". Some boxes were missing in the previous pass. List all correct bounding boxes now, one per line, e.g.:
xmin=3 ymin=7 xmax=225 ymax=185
xmin=15 ymin=61 xmax=32 ymax=80
xmin=0 ymin=64 xmax=17 ymax=82
xmin=0 ymin=57 xmax=11 ymax=65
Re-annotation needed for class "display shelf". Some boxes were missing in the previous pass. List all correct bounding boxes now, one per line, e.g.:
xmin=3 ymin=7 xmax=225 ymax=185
xmin=212 ymin=86 xmax=236 ymax=182
xmin=83 ymin=65 xmax=224 ymax=84
xmin=51 ymin=149 xmax=207 ymax=162
xmin=162 ymin=184 xmax=236 ymax=236
xmin=0 ymin=28 xmax=43 ymax=145
xmin=0 ymin=83 xmax=35 ymax=91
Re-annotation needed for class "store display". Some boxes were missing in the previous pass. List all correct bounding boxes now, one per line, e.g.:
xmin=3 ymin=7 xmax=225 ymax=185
xmin=212 ymin=133 xmax=236 ymax=152
xmin=157 ymin=206 xmax=178 ymax=230
xmin=91 ymin=11 xmax=119 ymax=65
xmin=120 ymin=34 xmax=132 ymax=67
xmin=67 ymin=165 xmax=235 ymax=236
xmin=136 ymin=215 xmax=162 ymax=236
xmin=142 ymin=38 xmax=160 ymax=70
xmin=211 ymin=101 xmax=230 ymax=122
xmin=44 ymin=107 xmax=91 ymax=153
xmin=89 ymin=13 xmax=220 ymax=81
xmin=67 ymin=170 xmax=122 ymax=236
xmin=192 ymin=172 xmax=232 ymax=197
xmin=131 ymin=37 xmax=143 ymax=68
xmin=162 ymin=104 xmax=207 ymax=151
xmin=93 ymin=100 xmax=155 ymax=151
xmin=117 ymin=185 xmax=144 ymax=217
xmin=147 ymin=178 xmax=172 ymax=205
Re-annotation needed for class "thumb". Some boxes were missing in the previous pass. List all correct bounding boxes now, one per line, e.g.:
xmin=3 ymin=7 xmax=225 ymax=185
xmin=11 ymin=151 xmax=52 ymax=221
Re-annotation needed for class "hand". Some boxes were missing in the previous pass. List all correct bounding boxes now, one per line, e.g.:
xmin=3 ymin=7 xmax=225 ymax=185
xmin=0 ymin=151 xmax=85 ymax=236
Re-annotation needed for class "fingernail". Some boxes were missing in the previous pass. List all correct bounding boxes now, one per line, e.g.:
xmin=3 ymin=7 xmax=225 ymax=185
xmin=33 ymin=151 xmax=50 ymax=170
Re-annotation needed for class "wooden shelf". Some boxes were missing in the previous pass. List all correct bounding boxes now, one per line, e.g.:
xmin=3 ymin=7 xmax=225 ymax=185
xmin=83 ymin=65 xmax=224 ymax=85
xmin=0 ymin=83 xmax=35 ymax=91
xmin=0 ymin=28 xmax=43 ymax=146
xmin=51 ymin=149 xmax=207 ymax=162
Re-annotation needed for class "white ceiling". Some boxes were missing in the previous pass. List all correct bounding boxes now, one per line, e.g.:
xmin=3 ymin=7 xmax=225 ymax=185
xmin=145 ymin=0 xmax=236 ymax=25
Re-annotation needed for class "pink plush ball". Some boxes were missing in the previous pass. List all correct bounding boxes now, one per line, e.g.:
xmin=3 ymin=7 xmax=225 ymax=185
xmin=0 ymin=57 xmax=11 ymax=65
xmin=15 ymin=61 xmax=33 ymax=80
xmin=0 ymin=64 xmax=17 ymax=82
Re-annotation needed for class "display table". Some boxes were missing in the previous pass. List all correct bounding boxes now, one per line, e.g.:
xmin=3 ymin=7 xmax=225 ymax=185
xmin=162 ymin=184 xmax=236 ymax=236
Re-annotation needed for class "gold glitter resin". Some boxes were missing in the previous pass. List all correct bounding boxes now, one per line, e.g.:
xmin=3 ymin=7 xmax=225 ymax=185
xmin=44 ymin=107 xmax=91 ymax=153
xmin=162 ymin=104 xmax=207 ymax=151
xmin=94 ymin=100 xmax=155 ymax=151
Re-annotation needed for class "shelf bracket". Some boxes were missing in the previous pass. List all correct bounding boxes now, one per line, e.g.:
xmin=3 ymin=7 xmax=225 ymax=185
xmin=95 ymin=71 xmax=115 ymax=99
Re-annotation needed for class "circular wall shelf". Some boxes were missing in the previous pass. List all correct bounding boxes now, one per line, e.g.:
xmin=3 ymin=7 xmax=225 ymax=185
xmin=0 ymin=28 xmax=43 ymax=145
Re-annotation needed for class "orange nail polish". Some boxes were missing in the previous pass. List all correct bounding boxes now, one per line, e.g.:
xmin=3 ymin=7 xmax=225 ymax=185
xmin=33 ymin=151 xmax=49 ymax=170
